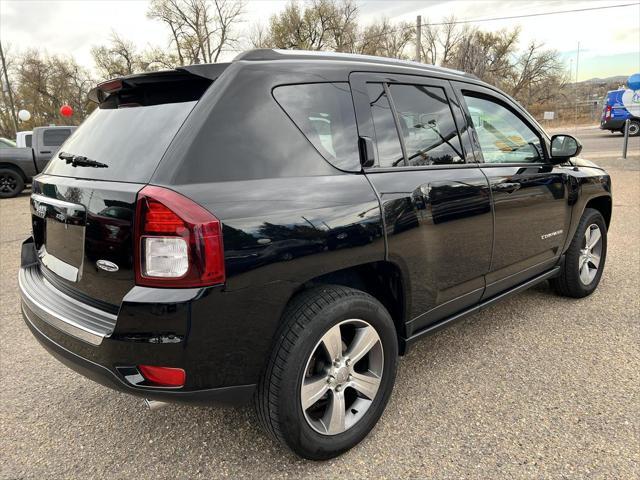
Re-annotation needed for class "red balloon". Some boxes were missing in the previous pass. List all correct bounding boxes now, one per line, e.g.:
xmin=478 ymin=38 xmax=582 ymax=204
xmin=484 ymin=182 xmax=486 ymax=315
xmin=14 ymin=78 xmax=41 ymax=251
xmin=60 ymin=104 xmax=73 ymax=117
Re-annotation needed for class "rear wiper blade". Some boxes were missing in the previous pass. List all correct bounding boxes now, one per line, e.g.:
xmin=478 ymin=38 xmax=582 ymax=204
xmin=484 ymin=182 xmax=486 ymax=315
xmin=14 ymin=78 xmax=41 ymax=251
xmin=58 ymin=152 xmax=108 ymax=168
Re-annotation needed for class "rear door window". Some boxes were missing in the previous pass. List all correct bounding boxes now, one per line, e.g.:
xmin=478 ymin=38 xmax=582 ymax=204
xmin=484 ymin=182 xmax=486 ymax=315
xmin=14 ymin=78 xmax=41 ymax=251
xmin=365 ymin=83 xmax=404 ymax=168
xmin=387 ymin=84 xmax=464 ymax=166
xmin=273 ymin=83 xmax=360 ymax=171
xmin=43 ymin=129 xmax=72 ymax=146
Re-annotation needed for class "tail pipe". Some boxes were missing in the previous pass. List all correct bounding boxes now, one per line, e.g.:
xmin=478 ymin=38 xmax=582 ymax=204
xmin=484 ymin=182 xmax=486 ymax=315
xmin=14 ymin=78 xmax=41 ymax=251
xmin=145 ymin=399 xmax=169 ymax=411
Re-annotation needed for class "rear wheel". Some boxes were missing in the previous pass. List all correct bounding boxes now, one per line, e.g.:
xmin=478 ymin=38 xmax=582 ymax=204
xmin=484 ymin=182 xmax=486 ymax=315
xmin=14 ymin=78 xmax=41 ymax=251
xmin=0 ymin=168 xmax=25 ymax=199
xmin=550 ymin=208 xmax=607 ymax=298
xmin=255 ymin=285 xmax=398 ymax=460
xmin=627 ymin=120 xmax=640 ymax=137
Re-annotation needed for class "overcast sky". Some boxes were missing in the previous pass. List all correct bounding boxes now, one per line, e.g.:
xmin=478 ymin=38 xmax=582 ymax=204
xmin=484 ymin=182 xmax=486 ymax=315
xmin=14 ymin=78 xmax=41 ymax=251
xmin=1 ymin=0 xmax=639 ymax=81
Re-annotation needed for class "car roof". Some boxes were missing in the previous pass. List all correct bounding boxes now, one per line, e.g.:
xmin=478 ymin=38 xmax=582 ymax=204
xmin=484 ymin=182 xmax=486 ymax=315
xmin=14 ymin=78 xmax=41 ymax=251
xmin=233 ymin=49 xmax=477 ymax=80
xmin=92 ymin=48 xmax=483 ymax=101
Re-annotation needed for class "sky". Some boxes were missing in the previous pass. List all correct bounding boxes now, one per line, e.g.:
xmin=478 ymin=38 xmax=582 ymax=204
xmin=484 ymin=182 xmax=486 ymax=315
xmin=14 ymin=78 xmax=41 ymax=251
xmin=1 ymin=0 xmax=639 ymax=81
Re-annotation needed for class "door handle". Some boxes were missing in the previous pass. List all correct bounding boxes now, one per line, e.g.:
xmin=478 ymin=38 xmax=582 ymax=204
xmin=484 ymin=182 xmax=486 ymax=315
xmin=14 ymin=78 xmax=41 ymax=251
xmin=41 ymin=151 xmax=52 ymax=154
xmin=494 ymin=182 xmax=521 ymax=193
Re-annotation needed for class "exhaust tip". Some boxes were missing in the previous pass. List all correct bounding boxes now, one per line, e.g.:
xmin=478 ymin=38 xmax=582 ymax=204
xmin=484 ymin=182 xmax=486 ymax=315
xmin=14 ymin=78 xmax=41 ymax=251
xmin=145 ymin=399 xmax=169 ymax=411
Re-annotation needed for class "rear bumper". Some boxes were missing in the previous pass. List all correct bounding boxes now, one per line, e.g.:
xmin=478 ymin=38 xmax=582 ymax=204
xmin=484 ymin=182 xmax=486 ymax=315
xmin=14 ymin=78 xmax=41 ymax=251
xmin=19 ymin=237 xmax=260 ymax=406
xmin=22 ymin=304 xmax=255 ymax=405
xmin=600 ymin=118 xmax=626 ymax=130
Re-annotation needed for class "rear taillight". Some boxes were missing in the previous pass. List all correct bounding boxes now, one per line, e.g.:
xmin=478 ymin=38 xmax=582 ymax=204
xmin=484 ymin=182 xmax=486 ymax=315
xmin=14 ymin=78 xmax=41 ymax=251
xmin=605 ymin=105 xmax=612 ymax=119
xmin=134 ymin=186 xmax=225 ymax=288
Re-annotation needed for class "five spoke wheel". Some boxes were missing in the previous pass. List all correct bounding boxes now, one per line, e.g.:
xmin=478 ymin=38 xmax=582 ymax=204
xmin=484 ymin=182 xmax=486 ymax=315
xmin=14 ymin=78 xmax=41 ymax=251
xmin=0 ymin=172 xmax=19 ymax=195
xmin=578 ymin=224 xmax=603 ymax=285
xmin=301 ymin=319 xmax=383 ymax=435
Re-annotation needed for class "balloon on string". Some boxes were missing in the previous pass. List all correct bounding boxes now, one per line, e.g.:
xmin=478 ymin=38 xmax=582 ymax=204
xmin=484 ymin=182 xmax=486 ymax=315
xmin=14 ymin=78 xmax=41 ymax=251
xmin=18 ymin=109 xmax=31 ymax=122
xmin=60 ymin=105 xmax=73 ymax=117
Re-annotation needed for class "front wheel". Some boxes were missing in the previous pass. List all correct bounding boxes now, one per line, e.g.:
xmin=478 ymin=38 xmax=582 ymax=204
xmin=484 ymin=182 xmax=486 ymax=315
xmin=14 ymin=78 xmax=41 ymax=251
xmin=0 ymin=168 xmax=25 ymax=199
xmin=550 ymin=208 xmax=607 ymax=298
xmin=255 ymin=285 xmax=398 ymax=460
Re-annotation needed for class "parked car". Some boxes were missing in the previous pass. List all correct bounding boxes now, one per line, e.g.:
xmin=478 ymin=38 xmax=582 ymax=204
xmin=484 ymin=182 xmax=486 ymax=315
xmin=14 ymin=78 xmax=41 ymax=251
xmin=0 ymin=137 xmax=16 ymax=148
xmin=0 ymin=126 xmax=76 ymax=198
xmin=600 ymin=88 xmax=640 ymax=136
xmin=19 ymin=50 xmax=612 ymax=460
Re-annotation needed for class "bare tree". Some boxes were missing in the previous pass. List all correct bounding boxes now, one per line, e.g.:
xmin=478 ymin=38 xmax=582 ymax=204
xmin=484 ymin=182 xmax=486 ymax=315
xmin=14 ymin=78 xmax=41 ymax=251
xmin=511 ymin=41 xmax=566 ymax=105
xmin=329 ymin=0 xmax=358 ymax=52
xmin=249 ymin=23 xmax=274 ymax=49
xmin=0 ymin=49 xmax=95 ymax=137
xmin=358 ymin=19 xmax=414 ymax=59
xmin=448 ymin=27 xmax=520 ymax=87
xmin=148 ymin=0 xmax=245 ymax=64
xmin=257 ymin=0 xmax=359 ymax=52
xmin=91 ymin=33 xmax=140 ymax=78
xmin=92 ymin=33 xmax=179 ymax=79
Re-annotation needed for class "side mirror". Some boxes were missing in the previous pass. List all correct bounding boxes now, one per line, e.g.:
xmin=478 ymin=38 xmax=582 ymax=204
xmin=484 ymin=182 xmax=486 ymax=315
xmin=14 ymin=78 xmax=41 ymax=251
xmin=359 ymin=136 xmax=376 ymax=168
xmin=550 ymin=134 xmax=582 ymax=163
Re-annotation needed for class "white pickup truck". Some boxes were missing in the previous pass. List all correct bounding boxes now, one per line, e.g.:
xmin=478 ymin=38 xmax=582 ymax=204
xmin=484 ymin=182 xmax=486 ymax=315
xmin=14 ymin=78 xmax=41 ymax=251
xmin=16 ymin=131 xmax=33 ymax=148
xmin=0 ymin=126 xmax=76 ymax=198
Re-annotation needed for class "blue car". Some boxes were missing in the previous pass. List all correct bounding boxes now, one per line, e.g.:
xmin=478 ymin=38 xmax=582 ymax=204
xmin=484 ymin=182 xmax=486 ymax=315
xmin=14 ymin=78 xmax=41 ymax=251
xmin=600 ymin=88 xmax=640 ymax=136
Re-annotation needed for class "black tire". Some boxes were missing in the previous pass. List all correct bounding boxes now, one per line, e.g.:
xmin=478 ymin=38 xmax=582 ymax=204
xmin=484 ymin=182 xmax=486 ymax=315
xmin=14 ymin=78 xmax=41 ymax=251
xmin=254 ymin=285 xmax=398 ymax=460
xmin=627 ymin=120 xmax=640 ymax=137
xmin=0 ymin=168 xmax=25 ymax=199
xmin=550 ymin=208 xmax=607 ymax=298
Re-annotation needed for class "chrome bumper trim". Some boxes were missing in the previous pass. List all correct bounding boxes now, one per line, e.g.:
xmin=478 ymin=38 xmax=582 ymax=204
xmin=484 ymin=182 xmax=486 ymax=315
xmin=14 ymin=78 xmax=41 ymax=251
xmin=18 ymin=266 xmax=117 ymax=346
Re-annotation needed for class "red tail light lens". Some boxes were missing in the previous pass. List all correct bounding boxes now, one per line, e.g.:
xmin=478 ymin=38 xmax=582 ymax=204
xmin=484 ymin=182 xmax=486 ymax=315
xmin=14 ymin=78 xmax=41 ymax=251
xmin=138 ymin=365 xmax=185 ymax=387
xmin=605 ymin=105 xmax=612 ymax=119
xmin=97 ymin=79 xmax=123 ymax=93
xmin=134 ymin=185 xmax=225 ymax=287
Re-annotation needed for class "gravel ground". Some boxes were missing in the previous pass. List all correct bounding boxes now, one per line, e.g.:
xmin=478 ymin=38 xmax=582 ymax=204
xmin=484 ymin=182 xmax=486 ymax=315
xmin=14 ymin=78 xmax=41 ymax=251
xmin=1 ymin=127 xmax=639 ymax=479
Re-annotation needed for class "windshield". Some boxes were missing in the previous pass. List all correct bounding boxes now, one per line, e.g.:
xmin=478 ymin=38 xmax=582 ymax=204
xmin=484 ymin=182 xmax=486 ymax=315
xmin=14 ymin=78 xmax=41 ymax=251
xmin=43 ymin=101 xmax=197 ymax=182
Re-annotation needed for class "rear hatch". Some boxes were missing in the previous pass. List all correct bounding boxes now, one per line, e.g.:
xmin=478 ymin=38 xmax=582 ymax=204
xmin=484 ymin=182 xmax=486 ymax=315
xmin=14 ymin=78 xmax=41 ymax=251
xmin=30 ymin=68 xmax=220 ymax=310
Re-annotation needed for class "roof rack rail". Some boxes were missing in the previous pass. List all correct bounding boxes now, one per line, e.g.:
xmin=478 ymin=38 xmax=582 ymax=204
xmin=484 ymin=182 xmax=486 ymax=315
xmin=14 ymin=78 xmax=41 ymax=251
xmin=233 ymin=49 xmax=472 ymax=77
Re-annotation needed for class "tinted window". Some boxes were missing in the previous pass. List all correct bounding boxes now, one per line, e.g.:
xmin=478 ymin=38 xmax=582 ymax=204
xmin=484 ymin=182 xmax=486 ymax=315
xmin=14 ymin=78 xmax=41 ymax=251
xmin=366 ymin=83 xmax=404 ymax=167
xmin=43 ymin=129 xmax=72 ymax=147
xmin=43 ymin=101 xmax=197 ymax=182
xmin=389 ymin=84 xmax=464 ymax=166
xmin=273 ymin=83 xmax=359 ymax=171
xmin=25 ymin=134 xmax=32 ymax=148
xmin=464 ymin=95 xmax=543 ymax=163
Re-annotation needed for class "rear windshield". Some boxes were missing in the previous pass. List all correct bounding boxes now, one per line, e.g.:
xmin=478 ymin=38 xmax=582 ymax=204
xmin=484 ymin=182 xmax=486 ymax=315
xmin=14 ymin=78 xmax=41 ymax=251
xmin=43 ymin=101 xmax=197 ymax=182
xmin=43 ymin=128 xmax=73 ymax=146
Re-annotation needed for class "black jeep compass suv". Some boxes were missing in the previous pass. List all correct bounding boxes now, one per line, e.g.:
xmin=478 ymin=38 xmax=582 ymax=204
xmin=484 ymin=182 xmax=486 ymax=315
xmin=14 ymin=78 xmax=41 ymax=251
xmin=19 ymin=49 xmax=612 ymax=460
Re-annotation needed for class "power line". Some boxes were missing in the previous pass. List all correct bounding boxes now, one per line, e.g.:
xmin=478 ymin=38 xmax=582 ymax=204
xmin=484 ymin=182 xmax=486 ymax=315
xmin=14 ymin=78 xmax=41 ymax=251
xmin=363 ymin=2 xmax=639 ymax=41
xmin=421 ymin=2 xmax=639 ymax=27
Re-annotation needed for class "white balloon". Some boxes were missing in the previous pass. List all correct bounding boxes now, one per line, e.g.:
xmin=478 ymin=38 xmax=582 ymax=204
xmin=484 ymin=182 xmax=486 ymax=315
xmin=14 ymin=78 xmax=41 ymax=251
xmin=18 ymin=109 xmax=31 ymax=122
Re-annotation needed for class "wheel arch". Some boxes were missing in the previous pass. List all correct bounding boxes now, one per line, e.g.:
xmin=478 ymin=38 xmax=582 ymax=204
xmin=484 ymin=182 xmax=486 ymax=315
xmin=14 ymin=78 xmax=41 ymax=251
xmin=288 ymin=260 xmax=410 ymax=353
xmin=0 ymin=163 xmax=27 ymax=181
xmin=585 ymin=195 xmax=612 ymax=228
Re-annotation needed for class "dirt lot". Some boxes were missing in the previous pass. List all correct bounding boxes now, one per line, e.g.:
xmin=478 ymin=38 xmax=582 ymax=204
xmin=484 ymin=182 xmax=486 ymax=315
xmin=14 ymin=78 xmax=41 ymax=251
xmin=1 ymin=126 xmax=639 ymax=479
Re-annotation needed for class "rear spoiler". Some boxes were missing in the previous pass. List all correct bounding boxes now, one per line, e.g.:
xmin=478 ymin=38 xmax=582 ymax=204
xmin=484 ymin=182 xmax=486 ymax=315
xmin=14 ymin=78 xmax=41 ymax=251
xmin=88 ymin=63 xmax=230 ymax=105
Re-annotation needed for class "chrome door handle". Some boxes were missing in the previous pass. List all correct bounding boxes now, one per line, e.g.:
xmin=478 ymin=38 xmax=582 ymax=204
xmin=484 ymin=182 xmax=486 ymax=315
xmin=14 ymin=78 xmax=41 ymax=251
xmin=494 ymin=182 xmax=521 ymax=193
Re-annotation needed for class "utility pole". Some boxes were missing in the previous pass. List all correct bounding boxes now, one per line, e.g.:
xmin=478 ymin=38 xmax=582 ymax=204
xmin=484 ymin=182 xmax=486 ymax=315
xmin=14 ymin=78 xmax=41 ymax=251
xmin=415 ymin=15 xmax=422 ymax=63
xmin=574 ymin=41 xmax=580 ymax=132
xmin=0 ymin=39 xmax=18 ymax=137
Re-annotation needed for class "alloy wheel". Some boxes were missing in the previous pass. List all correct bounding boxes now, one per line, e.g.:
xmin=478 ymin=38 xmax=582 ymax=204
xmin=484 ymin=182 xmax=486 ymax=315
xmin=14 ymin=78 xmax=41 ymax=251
xmin=0 ymin=172 xmax=18 ymax=195
xmin=300 ymin=319 xmax=384 ymax=435
xmin=578 ymin=224 xmax=603 ymax=285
